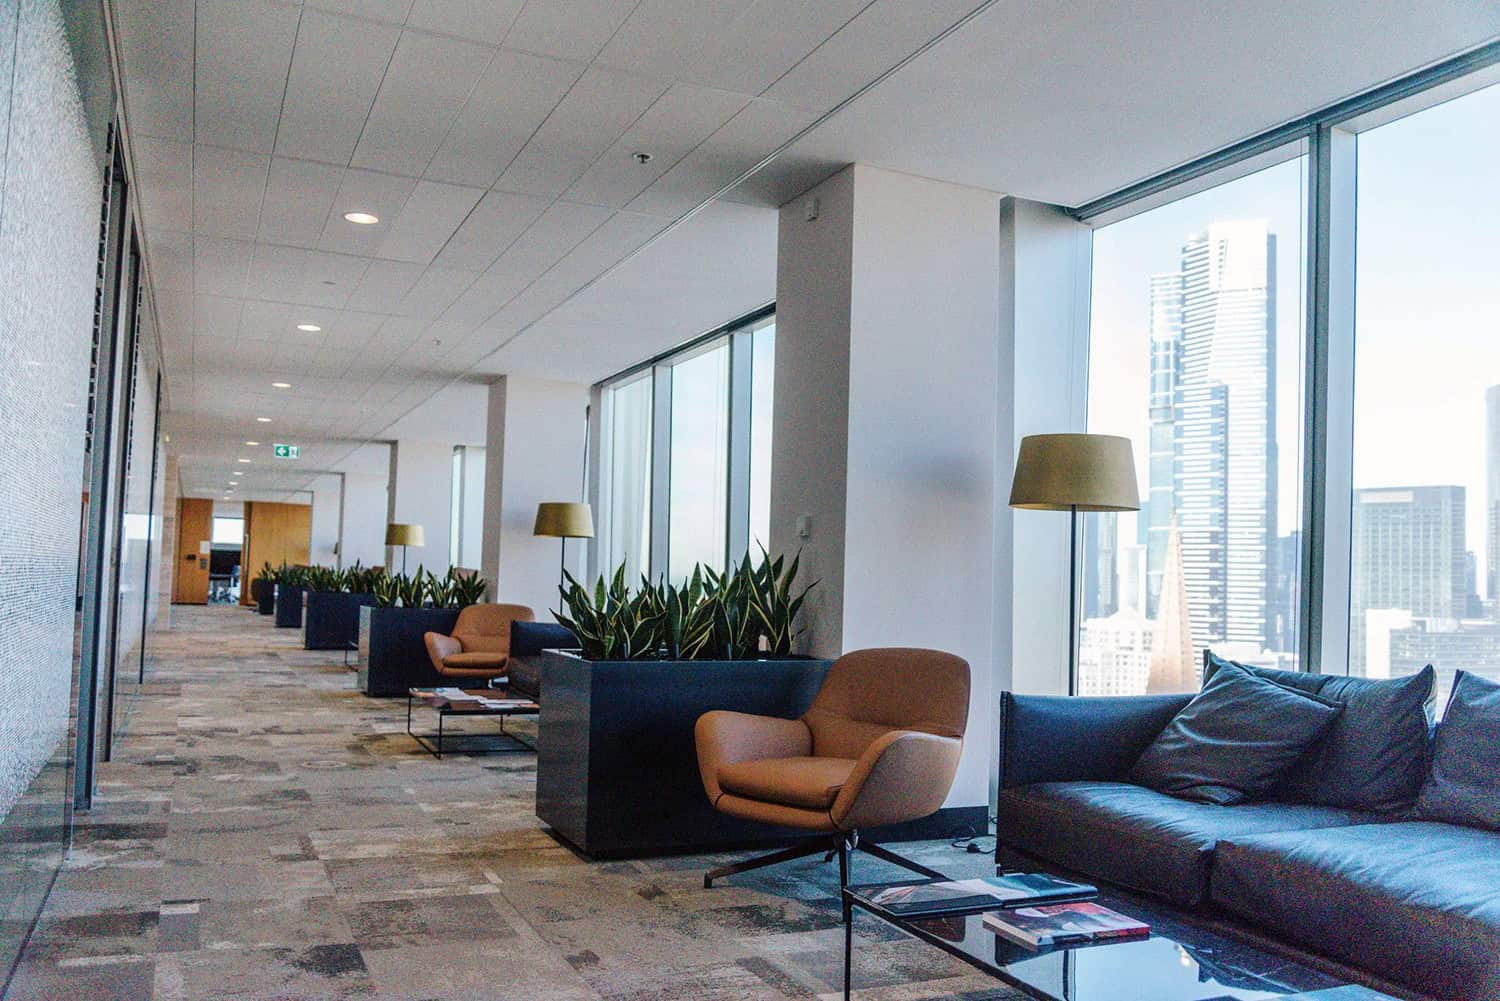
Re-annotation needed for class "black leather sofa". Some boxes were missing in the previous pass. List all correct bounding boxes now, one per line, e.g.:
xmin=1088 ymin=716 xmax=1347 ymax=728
xmin=505 ymin=620 xmax=577 ymax=701
xmin=996 ymin=688 xmax=1500 ymax=1001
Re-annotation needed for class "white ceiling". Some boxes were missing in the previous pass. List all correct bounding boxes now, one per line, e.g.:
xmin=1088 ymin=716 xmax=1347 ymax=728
xmin=112 ymin=0 xmax=1500 ymax=500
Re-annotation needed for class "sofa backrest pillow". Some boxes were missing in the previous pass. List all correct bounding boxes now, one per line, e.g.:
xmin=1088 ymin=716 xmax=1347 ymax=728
xmin=1201 ymin=653 xmax=1434 ymax=812
xmin=510 ymin=620 xmax=579 ymax=657
xmin=1129 ymin=660 xmax=1342 ymax=805
xmin=1416 ymin=671 xmax=1500 ymax=831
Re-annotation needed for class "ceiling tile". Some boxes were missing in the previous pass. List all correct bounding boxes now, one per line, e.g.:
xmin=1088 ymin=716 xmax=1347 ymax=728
xmin=317 ymin=169 xmax=418 ymax=255
xmin=564 ymin=84 xmax=750 ymax=208
xmin=132 ymin=137 xmax=194 ymax=233
xmin=292 ymin=251 xmax=374 ymax=307
xmin=374 ymin=180 xmax=486 ymax=264
xmin=424 ymin=48 xmax=582 ymax=187
xmin=437 ymin=269 xmax=531 ymax=327
xmin=405 ymin=0 xmax=525 ymax=45
xmin=193 ymin=238 xmax=255 ymax=297
xmin=193 ymin=1 xmax=300 ymax=152
xmin=596 ymin=0 xmax=753 ymax=80
xmin=192 ymin=145 xmax=270 ymax=239
xmin=304 ymin=0 xmax=414 ymax=25
xmin=275 ymin=9 xmax=401 ymax=164
xmin=495 ymin=67 xmax=670 ymax=197
xmin=431 ymin=190 xmax=552 ymax=270
xmin=350 ymin=31 xmax=495 ymax=176
xmin=192 ymin=295 xmax=245 ymax=339
xmin=680 ymin=0 xmax=871 ymax=95
xmin=394 ymin=266 xmax=479 ymax=318
xmin=500 ymin=0 xmax=635 ymax=62
xmin=237 ymin=299 xmax=298 ymax=339
xmin=258 ymin=158 xmax=345 ymax=247
xmin=114 ymin=0 xmax=194 ymax=141
xmin=348 ymin=259 xmax=427 ymax=312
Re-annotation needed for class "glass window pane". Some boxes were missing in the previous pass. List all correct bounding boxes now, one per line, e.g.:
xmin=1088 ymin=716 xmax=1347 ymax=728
xmin=749 ymin=321 xmax=775 ymax=554
xmin=211 ymin=517 xmax=243 ymax=546
xmin=1350 ymin=81 xmax=1500 ymax=710
xmin=668 ymin=341 xmax=730 ymax=582
xmin=602 ymin=374 xmax=653 ymax=582
xmin=1082 ymin=156 xmax=1307 ymax=695
xmin=449 ymin=447 xmax=463 ymax=568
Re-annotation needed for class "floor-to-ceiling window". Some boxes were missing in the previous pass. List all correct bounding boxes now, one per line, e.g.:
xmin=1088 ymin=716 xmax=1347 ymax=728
xmin=1348 ymin=80 xmax=1500 ymax=709
xmin=1082 ymin=157 xmax=1307 ymax=695
xmin=593 ymin=306 xmax=774 ymax=586
xmin=667 ymin=340 xmax=731 ymax=581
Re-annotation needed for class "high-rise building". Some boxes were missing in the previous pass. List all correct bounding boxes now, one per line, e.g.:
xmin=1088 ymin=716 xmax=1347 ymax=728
xmin=1350 ymin=486 xmax=1467 ymax=675
xmin=1084 ymin=511 xmax=1119 ymax=619
xmin=1078 ymin=608 xmax=1155 ymax=696
xmin=1148 ymin=523 xmax=1197 ymax=692
xmin=1487 ymin=385 xmax=1500 ymax=605
xmin=1147 ymin=221 xmax=1277 ymax=656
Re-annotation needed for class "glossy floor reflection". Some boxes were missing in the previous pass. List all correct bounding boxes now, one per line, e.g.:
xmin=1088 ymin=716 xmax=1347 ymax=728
xmin=5 ymin=606 xmax=1017 ymax=1001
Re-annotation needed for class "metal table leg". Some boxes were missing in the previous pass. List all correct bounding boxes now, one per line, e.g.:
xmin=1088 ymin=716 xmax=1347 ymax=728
xmin=843 ymin=899 xmax=853 ymax=1000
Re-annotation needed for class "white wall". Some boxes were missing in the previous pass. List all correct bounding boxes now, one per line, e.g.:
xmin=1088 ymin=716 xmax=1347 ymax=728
xmin=308 ymin=473 xmax=341 ymax=566
xmin=481 ymin=376 xmax=590 ymax=619
xmin=340 ymin=472 xmax=389 ymax=569
xmin=386 ymin=440 xmax=453 ymax=575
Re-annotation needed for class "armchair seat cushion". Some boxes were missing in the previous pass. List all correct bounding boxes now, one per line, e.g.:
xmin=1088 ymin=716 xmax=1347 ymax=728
xmin=442 ymin=652 xmax=507 ymax=670
xmin=717 ymin=756 xmax=858 ymax=810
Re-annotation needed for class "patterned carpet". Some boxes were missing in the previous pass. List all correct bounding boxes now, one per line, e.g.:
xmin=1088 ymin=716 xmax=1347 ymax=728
xmin=7 ymin=606 xmax=1018 ymax=1001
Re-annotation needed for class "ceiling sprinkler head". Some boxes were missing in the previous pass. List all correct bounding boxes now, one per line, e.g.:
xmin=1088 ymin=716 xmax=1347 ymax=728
xmin=633 ymin=151 xmax=652 ymax=165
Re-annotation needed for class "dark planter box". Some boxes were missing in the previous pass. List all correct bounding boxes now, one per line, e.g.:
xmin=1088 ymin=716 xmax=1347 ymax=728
xmin=357 ymin=605 xmax=460 ymax=697
xmin=274 ymin=585 xmax=306 ymax=628
xmin=536 ymin=651 xmax=835 ymax=858
xmin=303 ymin=591 xmax=378 ymax=651
xmin=254 ymin=580 xmax=274 ymax=615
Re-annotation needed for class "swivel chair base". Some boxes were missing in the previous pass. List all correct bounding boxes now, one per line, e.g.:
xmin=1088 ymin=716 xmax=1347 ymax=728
xmin=703 ymin=830 xmax=946 ymax=890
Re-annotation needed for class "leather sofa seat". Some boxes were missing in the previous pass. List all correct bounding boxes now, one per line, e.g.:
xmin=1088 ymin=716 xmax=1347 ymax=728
xmin=1212 ymin=821 xmax=1500 ymax=1000
xmin=717 ymin=756 xmax=858 ymax=810
xmin=997 ymin=781 xmax=1379 ymax=908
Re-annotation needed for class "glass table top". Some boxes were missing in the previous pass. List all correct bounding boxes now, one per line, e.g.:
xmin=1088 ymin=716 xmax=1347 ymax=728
xmin=845 ymin=880 xmax=1389 ymax=1001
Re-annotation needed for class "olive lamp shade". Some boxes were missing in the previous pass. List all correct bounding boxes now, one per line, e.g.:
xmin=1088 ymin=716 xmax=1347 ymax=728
xmin=533 ymin=502 xmax=594 ymax=539
xmin=384 ymin=523 xmax=425 ymax=547
xmin=1009 ymin=434 xmax=1140 ymax=512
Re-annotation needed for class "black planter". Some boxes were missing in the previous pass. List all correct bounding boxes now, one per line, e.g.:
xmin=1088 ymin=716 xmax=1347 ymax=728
xmin=303 ymin=591 xmax=378 ymax=651
xmin=535 ymin=651 xmax=835 ymax=858
xmin=274 ymin=585 xmax=306 ymax=628
xmin=254 ymin=580 xmax=275 ymax=615
xmin=357 ymin=605 xmax=461 ymax=697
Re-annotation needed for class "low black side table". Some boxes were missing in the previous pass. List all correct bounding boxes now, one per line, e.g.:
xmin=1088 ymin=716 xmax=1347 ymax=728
xmin=405 ymin=688 xmax=538 ymax=759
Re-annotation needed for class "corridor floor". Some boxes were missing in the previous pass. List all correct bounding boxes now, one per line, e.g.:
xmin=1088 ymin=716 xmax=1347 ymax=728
xmin=7 ymin=606 xmax=1013 ymax=1001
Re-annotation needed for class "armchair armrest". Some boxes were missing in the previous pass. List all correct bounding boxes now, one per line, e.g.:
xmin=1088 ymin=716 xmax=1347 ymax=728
xmin=831 ymin=730 xmax=962 ymax=831
xmin=695 ymin=711 xmax=811 ymax=802
xmin=998 ymin=691 xmax=1190 ymax=789
xmin=424 ymin=632 xmax=461 ymax=672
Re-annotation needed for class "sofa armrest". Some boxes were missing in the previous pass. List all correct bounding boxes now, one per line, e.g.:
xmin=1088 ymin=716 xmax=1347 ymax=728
xmin=832 ymin=730 xmax=962 ymax=831
xmin=695 ymin=711 xmax=812 ymax=802
xmin=998 ymin=691 xmax=1190 ymax=788
xmin=424 ymin=632 xmax=461 ymax=672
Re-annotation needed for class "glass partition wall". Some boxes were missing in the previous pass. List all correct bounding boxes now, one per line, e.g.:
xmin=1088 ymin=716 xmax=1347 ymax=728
xmin=1076 ymin=52 xmax=1500 ymax=698
xmin=593 ymin=308 xmax=774 ymax=586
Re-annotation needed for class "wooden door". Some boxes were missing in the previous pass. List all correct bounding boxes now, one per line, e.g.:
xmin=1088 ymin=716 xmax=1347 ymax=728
xmin=240 ymin=501 xmax=312 ymax=605
xmin=172 ymin=498 xmax=213 ymax=604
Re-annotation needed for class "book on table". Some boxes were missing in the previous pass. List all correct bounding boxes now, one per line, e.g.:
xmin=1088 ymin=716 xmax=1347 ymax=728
xmin=983 ymin=901 xmax=1149 ymax=950
xmin=862 ymin=873 xmax=1097 ymax=917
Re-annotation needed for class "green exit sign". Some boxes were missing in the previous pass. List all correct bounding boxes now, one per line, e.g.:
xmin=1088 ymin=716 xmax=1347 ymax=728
xmin=273 ymin=443 xmax=301 ymax=459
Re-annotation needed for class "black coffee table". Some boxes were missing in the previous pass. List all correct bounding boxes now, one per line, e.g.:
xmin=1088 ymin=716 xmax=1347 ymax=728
xmin=841 ymin=877 xmax=1398 ymax=1001
xmin=406 ymin=688 xmax=538 ymax=759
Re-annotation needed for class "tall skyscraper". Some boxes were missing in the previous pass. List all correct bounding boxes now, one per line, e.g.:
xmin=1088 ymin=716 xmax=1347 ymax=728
xmin=1350 ymin=486 xmax=1467 ymax=675
xmin=1084 ymin=511 xmax=1119 ymax=619
xmin=1148 ymin=522 xmax=1196 ymax=692
xmin=1487 ymin=385 xmax=1500 ymax=605
xmin=1146 ymin=221 xmax=1277 ymax=656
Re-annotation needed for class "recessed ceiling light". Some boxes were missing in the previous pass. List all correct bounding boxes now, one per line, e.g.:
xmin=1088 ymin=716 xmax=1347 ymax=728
xmin=271 ymin=382 xmax=291 ymax=389
xmin=343 ymin=211 xmax=379 ymax=225
xmin=244 ymin=440 xmax=259 ymax=446
xmin=237 ymin=458 xmax=251 ymax=464
xmin=296 ymin=323 xmax=321 ymax=332
xmin=256 ymin=416 xmax=272 ymax=423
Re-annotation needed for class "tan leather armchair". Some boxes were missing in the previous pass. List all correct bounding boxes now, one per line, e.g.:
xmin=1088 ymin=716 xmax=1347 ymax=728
xmin=696 ymin=647 xmax=970 ymax=888
xmin=423 ymin=603 xmax=534 ymax=683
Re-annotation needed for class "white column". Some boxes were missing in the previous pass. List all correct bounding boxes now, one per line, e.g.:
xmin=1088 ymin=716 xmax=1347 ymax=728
xmin=308 ymin=473 xmax=342 ymax=567
xmin=772 ymin=164 xmax=1001 ymax=812
xmin=386 ymin=440 xmax=455 ymax=575
xmin=480 ymin=376 xmax=590 ymax=618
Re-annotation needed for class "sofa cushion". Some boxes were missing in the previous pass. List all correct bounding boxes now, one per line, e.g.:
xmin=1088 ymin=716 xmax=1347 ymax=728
xmin=1211 ymin=822 xmax=1500 ymax=1000
xmin=1417 ymin=671 xmax=1500 ymax=831
xmin=1203 ymin=653 xmax=1435 ymax=812
xmin=995 ymin=781 xmax=1376 ymax=908
xmin=717 ymin=756 xmax=858 ymax=811
xmin=510 ymin=620 xmax=578 ymax=657
xmin=1130 ymin=660 xmax=1342 ymax=805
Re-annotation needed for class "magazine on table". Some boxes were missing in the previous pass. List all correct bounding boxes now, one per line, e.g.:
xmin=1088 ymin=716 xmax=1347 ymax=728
xmin=983 ymin=901 xmax=1149 ymax=950
xmin=863 ymin=873 xmax=1097 ymax=917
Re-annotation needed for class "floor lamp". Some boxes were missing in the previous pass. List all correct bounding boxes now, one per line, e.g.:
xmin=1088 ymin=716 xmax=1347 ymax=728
xmin=1008 ymin=434 xmax=1140 ymax=696
xmin=534 ymin=502 xmax=594 ymax=590
xmin=384 ymin=522 xmax=424 ymax=575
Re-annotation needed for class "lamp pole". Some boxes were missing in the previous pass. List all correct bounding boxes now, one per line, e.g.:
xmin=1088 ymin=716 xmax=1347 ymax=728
xmin=1067 ymin=503 xmax=1079 ymax=697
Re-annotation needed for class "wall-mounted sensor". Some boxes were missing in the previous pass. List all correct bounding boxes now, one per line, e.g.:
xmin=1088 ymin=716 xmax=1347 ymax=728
xmin=804 ymin=197 xmax=820 ymax=222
